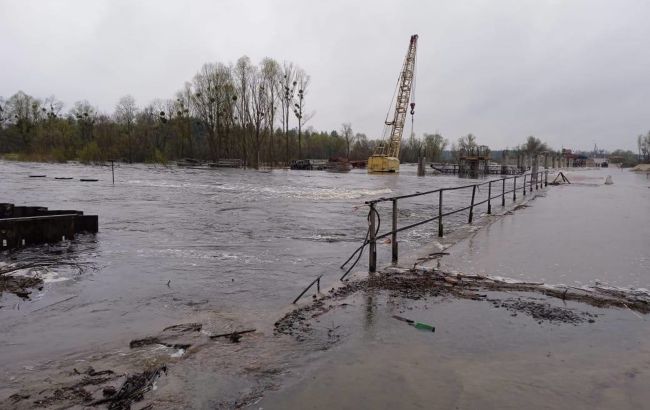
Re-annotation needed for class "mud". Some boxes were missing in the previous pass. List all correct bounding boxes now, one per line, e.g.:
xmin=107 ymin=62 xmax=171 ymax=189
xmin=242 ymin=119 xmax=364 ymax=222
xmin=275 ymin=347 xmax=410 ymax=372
xmin=275 ymin=267 xmax=649 ymax=341
xmin=0 ymin=274 xmax=43 ymax=299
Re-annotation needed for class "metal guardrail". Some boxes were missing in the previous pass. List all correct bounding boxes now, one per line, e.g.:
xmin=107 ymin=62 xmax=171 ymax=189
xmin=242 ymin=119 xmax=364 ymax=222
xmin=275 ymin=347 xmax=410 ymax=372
xmin=292 ymin=274 xmax=323 ymax=304
xmin=364 ymin=170 xmax=549 ymax=272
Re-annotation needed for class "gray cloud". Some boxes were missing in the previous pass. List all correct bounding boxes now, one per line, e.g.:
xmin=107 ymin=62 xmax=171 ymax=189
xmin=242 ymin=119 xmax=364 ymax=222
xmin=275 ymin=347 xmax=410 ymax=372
xmin=1 ymin=0 xmax=648 ymax=151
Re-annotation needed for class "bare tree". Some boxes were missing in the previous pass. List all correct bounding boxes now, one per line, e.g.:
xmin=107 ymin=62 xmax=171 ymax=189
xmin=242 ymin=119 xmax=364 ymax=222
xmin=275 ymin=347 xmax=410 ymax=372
xmin=423 ymin=133 xmax=448 ymax=162
xmin=341 ymin=122 xmax=354 ymax=160
xmin=261 ymin=58 xmax=280 ymax=166
xmin=293 ymin=68 xmax=314 ymax=160
xmin=248 ymin=66 xmax=266 ymax=168
xmin=234 ymin=56 xmax=253 ymax=165
xmin=114 ymin=95 xmax=138 ymax=162
xmin=279 ymin=62 xmax=295 ymax=164
xmin=192 ymin=63 xmax=219 ymax=161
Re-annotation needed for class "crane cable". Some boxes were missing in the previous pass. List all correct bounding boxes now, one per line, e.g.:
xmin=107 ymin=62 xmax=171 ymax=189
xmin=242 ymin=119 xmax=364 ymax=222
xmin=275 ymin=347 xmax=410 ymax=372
xmin=410 ymin=47 xmax=418 ymax=139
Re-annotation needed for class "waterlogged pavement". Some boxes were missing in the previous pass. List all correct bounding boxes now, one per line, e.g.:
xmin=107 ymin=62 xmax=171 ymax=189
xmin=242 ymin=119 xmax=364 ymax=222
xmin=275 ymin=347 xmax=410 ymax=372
xmin=260 ymin=169 xmax=650 ymax=409
xmin=260 ymin=292 xmax=650 ymax=410
xmin=441 ymin=168 xmax=650 ymax=288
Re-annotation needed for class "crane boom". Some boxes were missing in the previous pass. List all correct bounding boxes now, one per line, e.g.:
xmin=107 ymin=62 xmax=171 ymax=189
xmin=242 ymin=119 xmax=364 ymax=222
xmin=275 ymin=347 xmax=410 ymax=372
xmin=368 ymin=34 xmax=418 ymax=173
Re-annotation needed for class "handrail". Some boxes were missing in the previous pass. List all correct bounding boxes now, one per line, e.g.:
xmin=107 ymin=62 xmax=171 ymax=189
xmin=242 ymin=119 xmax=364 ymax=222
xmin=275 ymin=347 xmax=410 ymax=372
xmin=354 ymin=170 xmax=550 ymax=274
xmin=292 ymin=274 xmax=323 ymax=304
xmin=365 ymin=173 xmax=532 ymax=205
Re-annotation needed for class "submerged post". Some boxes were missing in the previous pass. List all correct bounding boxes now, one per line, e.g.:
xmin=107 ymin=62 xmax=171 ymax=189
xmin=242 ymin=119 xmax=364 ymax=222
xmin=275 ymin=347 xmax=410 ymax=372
xmin=110 ymin=159 xmax=115 ymax=185
xmin=501 ymin=178 xmax=506 ymax=206
xmin=545 ymin=170 xmax=548 ymax=186
xmin=513 ymin=176 xmax=517 ymax=201
xmin=438 ymin=190 xmax=443 ymax=237
xmin=523 ymin=175 xmax=526 ymax=196
xmin=487 ymin=181 xmax=492 ymax=214
xmin=391 ymin=199 xmax=398 ymax=263
xmin=468 ymin=185 xmax=477 ymax=223
xmin=369 ymin=203 xmax=377 ymax=273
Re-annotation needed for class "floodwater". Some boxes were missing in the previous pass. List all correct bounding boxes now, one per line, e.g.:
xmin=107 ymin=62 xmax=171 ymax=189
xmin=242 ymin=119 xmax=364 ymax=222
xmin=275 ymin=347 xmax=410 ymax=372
xmin=260 ymin=168 xmax=650 ymax=409
xmin=0 ymin=160 xmax=499 ymax=400
xmin=2 ymin=162 xmax=647 ymax=408
xmin=443 ymin=168 xmax=650 ymax=288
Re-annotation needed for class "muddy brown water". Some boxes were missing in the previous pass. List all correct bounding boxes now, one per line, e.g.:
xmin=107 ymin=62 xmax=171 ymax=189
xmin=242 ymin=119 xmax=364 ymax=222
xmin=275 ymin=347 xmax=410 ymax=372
xmin=1 ymin=162 xmax=648 ymax=407
xmin=0 ymin=161 xmax=506 ymax=403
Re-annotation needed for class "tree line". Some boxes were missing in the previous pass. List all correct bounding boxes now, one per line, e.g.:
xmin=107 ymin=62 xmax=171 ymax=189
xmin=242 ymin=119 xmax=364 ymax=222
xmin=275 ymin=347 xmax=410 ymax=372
xmin=1 ymin=56 xmax=645 ymax=167
xmin=0 ymin=57 xmax=385 ymax=166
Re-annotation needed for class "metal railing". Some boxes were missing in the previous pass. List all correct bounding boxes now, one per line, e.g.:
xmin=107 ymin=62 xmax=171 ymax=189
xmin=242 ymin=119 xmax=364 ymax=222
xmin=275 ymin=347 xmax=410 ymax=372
xmin=292 ymin=274 xmax=322 ymax=304
xmin=363 ymin=170 xmax=549 ymax=272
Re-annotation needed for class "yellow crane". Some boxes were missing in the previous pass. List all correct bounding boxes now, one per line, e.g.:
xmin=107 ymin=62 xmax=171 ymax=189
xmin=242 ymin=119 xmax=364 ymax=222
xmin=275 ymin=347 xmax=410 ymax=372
xmin=368 ymin=34 xmax=418 ymax=173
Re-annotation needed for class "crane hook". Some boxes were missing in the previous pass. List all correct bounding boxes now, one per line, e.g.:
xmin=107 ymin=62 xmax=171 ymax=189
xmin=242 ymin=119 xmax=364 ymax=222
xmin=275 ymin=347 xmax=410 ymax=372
xmin=410 ymin=102 xmax=416 ymax=115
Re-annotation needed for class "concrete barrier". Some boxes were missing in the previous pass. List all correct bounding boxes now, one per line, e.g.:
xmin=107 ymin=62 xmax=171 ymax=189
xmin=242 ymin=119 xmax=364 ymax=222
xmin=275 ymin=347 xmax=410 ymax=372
xmin=0 ymin=203 xmax=98 ymax=250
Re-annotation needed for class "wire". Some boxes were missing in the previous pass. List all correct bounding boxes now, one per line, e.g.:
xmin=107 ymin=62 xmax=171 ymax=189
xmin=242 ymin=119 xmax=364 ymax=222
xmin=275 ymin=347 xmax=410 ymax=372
xmin=340 ymin=206 xmax=381 ymax=281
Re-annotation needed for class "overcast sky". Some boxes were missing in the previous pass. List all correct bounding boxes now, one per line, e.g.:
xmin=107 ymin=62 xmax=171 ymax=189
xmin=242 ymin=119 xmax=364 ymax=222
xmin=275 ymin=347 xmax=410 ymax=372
xmin=1 ymin=0 xmax=648 ymax=151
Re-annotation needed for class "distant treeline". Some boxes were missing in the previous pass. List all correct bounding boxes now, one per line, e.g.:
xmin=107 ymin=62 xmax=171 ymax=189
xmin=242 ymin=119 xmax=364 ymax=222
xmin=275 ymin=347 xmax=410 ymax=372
xmin=1 ymin=55 xmax=645 ymax=167
xmin=0 ymin=54 xmax=451 ymax=166
xmin=0 ymin=57 xmax=369 ymax=166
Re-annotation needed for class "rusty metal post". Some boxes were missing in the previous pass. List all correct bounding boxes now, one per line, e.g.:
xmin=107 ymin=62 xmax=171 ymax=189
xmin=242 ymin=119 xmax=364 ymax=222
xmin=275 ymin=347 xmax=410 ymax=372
xmin=513 ymin=176 xmax=517 ymax=201
xmin=438 ymin=190 xmax=443 ymax=237
xmin=391 ymin=199 xmax=398 ymax=263
xmin=468 ymin=185 xmax=477 ymax=223
xmin=369 ymin=204 xmax=377 ymax=273
xmin=501 ymin=178 xmax=506 ymax=206
xmin=487 ymin=181 xmax=492 ymax=214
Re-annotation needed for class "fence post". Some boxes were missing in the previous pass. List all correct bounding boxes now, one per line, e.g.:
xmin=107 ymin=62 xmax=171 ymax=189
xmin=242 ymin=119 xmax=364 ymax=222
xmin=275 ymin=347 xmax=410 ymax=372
xmin=438 ymin=190 xmax=443 ymax=237
xmin=369 ymin=203 xmax=377 ymax=273
xmin=501 ymin=178 xmax=506 ymax=206
xmin=487 ymin=181 xmax=492 ymax=214
xmin=391 ymin=199 xmax=398 ymax=263
xmin=545 ymin=170 xmax=548 ymax=186
xmin=468 ymin=185 xmax=477 ymax=223
xmin=523 ymin=175 xmax=526 ymax=196
xmin=513 ymin=176 xmax=517 ymax=201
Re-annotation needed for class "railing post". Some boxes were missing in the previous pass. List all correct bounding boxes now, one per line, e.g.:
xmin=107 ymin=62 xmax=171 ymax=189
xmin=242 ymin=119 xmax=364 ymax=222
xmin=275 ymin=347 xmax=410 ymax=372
xmin=487 ymin=181 xmax=492 ymax=214
xmin=468 ymin=185 xmax=477 ymax=223
xmin=438 ymin=190 xmax=443 ymax=237
xmin=369 ymin=204 xmax=377 ymax=273
xmin=513 ymin=176 xmax=517 ymax=201
xmin=523 ymin=175 xmax=526 ymax=196
xmin=391 ymin=199 xmax=398 ymax=263
xmin=501 ymin=178 xmax=506 ymax=207
xmin=545 ymin=170 xmax=548 ymax=186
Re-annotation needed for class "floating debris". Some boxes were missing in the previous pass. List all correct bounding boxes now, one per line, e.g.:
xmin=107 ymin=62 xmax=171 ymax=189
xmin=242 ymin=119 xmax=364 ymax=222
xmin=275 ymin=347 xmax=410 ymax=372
xmin=392 ymin=315 xmax=435 ymax=332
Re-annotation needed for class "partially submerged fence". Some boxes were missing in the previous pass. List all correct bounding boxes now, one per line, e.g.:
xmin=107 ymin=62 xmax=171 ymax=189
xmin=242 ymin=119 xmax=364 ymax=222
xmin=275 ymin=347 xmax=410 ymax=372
xmin=341 ymin=170 xmax=549 ymax=277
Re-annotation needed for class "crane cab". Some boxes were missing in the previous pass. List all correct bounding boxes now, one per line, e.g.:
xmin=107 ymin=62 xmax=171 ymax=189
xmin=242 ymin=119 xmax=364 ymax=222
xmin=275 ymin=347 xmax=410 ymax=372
xmin=368 ymin=155 xmax=400 ymax=173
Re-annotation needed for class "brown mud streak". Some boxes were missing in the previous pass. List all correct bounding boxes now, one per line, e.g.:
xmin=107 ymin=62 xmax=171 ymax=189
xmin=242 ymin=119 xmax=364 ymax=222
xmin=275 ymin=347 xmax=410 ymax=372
xmin=275 ymin=268 xmax=649 ymax=339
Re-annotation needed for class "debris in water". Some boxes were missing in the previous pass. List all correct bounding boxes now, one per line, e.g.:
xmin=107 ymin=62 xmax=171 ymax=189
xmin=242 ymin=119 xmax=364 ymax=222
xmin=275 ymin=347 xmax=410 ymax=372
xmin=392 ymin=315 xmax=435 ymax=332
xmin=90 ymin=366 xmax=167 ymax=409
xmin=210 ymin=329 xmax=256 ymax=343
